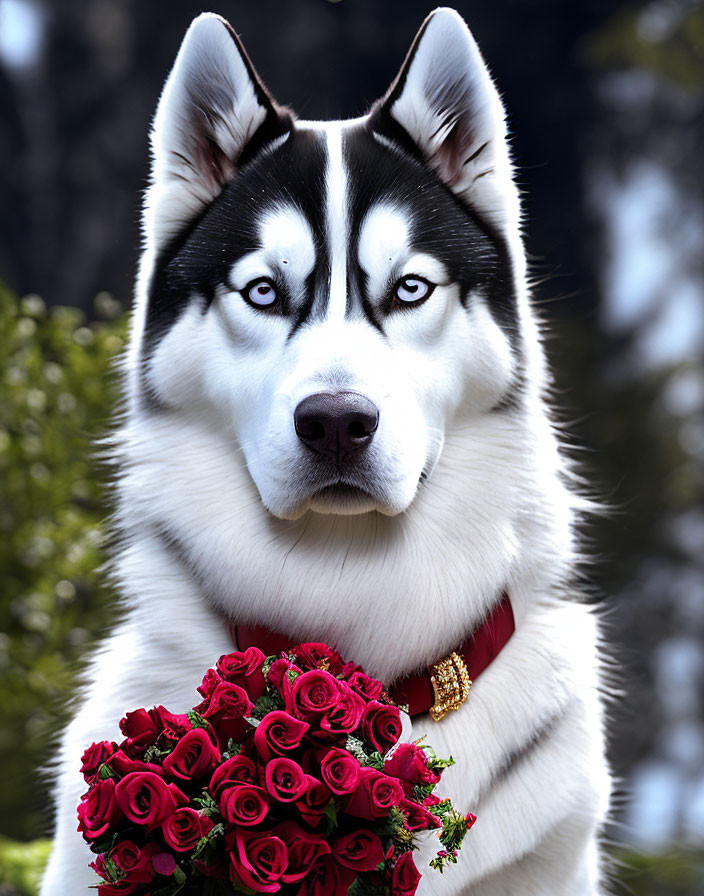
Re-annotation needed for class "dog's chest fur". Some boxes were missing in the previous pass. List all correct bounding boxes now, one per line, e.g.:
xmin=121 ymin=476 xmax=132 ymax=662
xmin=40 ymin=9 xmax=612 ymax=896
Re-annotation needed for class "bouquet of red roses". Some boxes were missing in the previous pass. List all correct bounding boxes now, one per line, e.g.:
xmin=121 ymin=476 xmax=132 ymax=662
xmin=78 ymin=642 xmax=474 ymax=896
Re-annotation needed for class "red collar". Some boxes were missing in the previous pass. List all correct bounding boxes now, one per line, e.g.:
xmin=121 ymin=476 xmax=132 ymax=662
xmin=230 ymin=593 xmax=514 ymax=718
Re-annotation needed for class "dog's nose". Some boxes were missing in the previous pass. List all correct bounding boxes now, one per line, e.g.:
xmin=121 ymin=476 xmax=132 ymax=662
xmin=294 ymin=391 xmax=379 ymax=461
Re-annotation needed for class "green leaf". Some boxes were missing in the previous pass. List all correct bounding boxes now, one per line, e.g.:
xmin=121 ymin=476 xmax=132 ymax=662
xmin=365 ymin=751 xmax=385 ymax=770
xmin=249 ymin=691 xmax=284 ymax=721
xmin=261 ymin=655 xmax=279 ymax=679
xmin=192 ymin=791 xmax=219 ymax=813
xmin=101 ymin=856 xmax=123 ymax=883
xmin=143 ymin=744 xmax=174 ymax=763
xmin=187 ymin=710 xmax=212 ymax=730
xmin=324 ymin=800 xmax=338 ymax=825
xmin=421 ymin=745 xmax=455 ymax=773
xmin=223 ymin=740 xmax=242 ymax=758
xmin=348 ymin=873 xmax=389 ymax=896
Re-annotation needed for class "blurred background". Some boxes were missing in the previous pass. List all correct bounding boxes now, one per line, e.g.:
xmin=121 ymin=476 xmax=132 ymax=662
xmin=0 ymin=0 xmax=703 ymax=893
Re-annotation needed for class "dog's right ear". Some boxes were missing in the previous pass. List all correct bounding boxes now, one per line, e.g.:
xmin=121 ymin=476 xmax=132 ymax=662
xmin=146 ymin=13 xmax=292 ymax=250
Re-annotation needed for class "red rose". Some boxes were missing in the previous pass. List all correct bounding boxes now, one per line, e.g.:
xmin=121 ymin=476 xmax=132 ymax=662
xmin=347 ymin=671 xmax=384 ymax=702
xmin=332 ymin=829 xmax=385 ymax=872
xmin=291 ymin=643 xmax=344 ymax=675
xmin=267 ymin=657 xmax=301 ymax=684
xmin=319 ymin=686 xmax=365 ymax=738
xmin=163 ymin=807 xmax=214 ymax=852
xmin=267 ymin=658 xmax=301 ymax=705
xmin=196 ymin=681 xmax=254 ymax=721
xmin=289 ymin=670 xmax=340 ymax=719
xmin=254 ymin=711 xmax=309 ymax=761
xmin=80 ymin=741 xmax=117 ymax=783
xmin=298 ymin=854 xmax=355 ymax=896
xmin=77 ymin=779 xmax=122 ymax=840
xmin=106 ymin=749 xmax=164 ymax=778
xmin=229 ymin=829 xmax=288 ymax=894
xmin=319 ymin=748 xmax=361 ymax=795
xmin=195 ymin=681 xmax=254 ymax=746
xmin=344 ymin=767 xmax=405 ymax=820
xmin=198 ymin=668 xmax=221 ymax=699
xmin=119 ymin=708 xmax=160 ymax=754
xmin=272 ymin=821 xmax=331 ymax=883
xmin=362 ymin=702 xmax=402 ymax=754
xmin=217 ymin=647 xmax=267 ymax=700
xmin=119 ymin=706 xmax=191 ymax=755
xmin=162 ymin=728 xmax=220 ymax=782
xmin=209 ymin=754 xmax=258 ymax=799
xmin=110 ymin=840 xmax=159 ymax=883
xmin=219 ymin=783 xmax=270 ymax=826
xmin=384 ymin=743 xmax=440 ymax=788
xmin=263 ymin=757 xmax=312 ymax=802
xmin=341 ymin=660 xmax=364 ymax=678
xmin=391 ymin=851 xmax=421 ymax=896
xmin=153 ymin=707 xmax=192 ymax=745
xmin=295 ymin=779 xmax=332 ymax=827
xmin=114 ymin=772 xmax=188 ymax=829
xmin=399 ymin=798 xmax=441 ymax=832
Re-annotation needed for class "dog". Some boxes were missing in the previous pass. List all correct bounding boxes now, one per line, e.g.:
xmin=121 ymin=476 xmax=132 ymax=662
xmin=40 ymin=8 xmax=612 ymax=894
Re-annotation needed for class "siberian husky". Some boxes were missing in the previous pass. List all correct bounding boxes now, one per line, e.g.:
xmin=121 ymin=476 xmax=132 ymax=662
xmin=41 ymin=8 xmax=611 ymax=895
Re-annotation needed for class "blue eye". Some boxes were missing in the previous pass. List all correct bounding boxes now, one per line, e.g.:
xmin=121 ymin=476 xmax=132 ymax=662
xmin=245 ymin=278 xmax=278 ymax=308
xmin=394 ymin=276 xmax=434 ymax=306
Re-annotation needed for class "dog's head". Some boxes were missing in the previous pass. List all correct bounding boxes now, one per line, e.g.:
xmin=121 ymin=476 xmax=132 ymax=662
xmin=132 ymin=8 xmax=528 ymax=522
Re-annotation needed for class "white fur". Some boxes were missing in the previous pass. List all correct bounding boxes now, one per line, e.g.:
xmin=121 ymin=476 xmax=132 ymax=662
xmin=324 ymin=123 xmax=349 ymax=321
xmin=41 ymin=8 xmax=611 ymax=896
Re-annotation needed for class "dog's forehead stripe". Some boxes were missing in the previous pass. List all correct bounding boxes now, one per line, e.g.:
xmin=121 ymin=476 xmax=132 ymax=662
xmin=324 ymin=125 xmax=348 ymax=322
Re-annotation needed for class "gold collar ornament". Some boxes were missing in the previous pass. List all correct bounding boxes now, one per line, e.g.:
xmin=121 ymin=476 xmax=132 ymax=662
xmin=429 ymin=651 xmax=473 ymax=721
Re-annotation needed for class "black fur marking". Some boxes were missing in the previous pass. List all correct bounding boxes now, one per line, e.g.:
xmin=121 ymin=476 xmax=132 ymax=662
xmin=220 ymin=21 xmax=294 ymax=171
xmin=343 ymin=123 xmax=522 ymax=360
xmin=142 ymin=128 xmax=329 ymax=362
xmin=369 ymin=13 xmax=433 ymax=158
xmin=288 ymin=269 xmax=319 ymax=339
xmin=474 ymin=710 xmax=566 ymax=807
xmin=491 ymin=369 xmax=527 ymax=413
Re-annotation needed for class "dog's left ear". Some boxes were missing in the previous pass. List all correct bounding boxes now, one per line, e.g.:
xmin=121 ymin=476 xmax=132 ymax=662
xmin=370 ymin=8 xmax=516 ymax=232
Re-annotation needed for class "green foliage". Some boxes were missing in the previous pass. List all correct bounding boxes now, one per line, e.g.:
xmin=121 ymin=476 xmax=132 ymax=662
xmin=0 ymin=285 xmax=126 ymax=840
xmin=428 ymin=800 xmax=470 ymax=873
xmin=0 ymin=838 xmax=51 ymax=896
xmin=583 ymin=5 xmax=704 ymax=89
xmin=611 ymin=847 xmax=704 ymax=896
